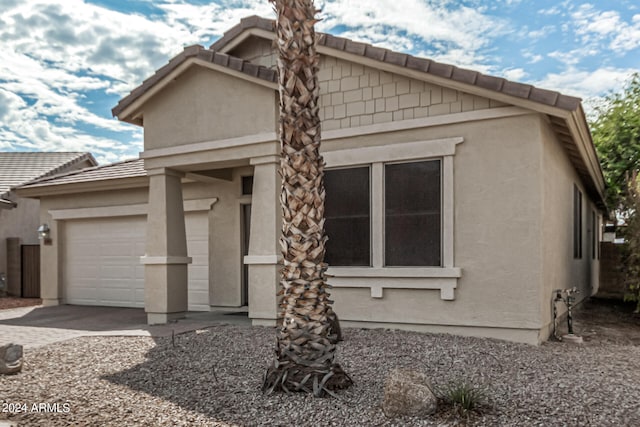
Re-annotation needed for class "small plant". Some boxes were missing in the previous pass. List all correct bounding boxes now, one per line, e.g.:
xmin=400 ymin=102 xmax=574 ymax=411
xmin=441 ymin=381 xmax=487 ymax=416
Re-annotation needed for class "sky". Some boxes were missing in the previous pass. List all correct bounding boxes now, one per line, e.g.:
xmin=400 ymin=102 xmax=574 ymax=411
xmin=0 ymin=0 xmax=639 ymax=165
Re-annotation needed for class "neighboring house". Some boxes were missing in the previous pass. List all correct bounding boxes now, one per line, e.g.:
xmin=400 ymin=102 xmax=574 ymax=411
xmin=17 ymin=16 xmax=606 ymax=344
xmin=0 ymin=152 xmax=96 ymax=296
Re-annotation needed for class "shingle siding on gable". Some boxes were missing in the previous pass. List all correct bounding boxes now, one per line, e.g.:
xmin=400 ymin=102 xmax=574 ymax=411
xmin=316 ymin=57 xmax=507 ymax=131
xmin=228 ymin=37 xmax=277 ymax=69
xmin=226 ymin=38 xmax=507 ymax=132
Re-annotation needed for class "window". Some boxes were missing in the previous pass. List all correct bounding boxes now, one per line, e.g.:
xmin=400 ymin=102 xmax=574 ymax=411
xmin=592 ymin=210 xmax=598 ymax=260
xmin=325 ymin=160 xmax=441 ymax=267
xmin=385 ymin=161 xmax=441 ymax=266
xmin=573 ymin=185 xmax=582 ymax=259
xmin=325 ymin=167 xmax=371 ymax=266
xmin=322 ymin=137 xmax=462 ymax=300
xmin=241 ymin=176 xmax=253 ymax=195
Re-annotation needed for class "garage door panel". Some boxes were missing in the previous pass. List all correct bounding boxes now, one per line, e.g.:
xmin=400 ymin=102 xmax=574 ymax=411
xmin=65 ymin=212 xmax=210 ymax=310
xmin=65 ymin=217 xmax=146 ymax=307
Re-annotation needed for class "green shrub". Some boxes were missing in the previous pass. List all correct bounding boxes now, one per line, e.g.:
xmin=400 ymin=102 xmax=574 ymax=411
xmin=441 ymin=381 xmax=487 ymax=416
xmin=622 ymin=171 xmax=640 ymax=313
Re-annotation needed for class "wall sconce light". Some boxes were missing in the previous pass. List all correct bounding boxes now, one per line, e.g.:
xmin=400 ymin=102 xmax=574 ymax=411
xmin=38 ymin=223 xmax=52 ymax=245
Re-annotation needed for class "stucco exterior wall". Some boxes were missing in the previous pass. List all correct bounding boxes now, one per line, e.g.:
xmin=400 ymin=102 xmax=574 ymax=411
xmin=540 ymin=119 xmax=601 ymax=338
xmin=143 ymin=66 xmax=277 ymax=150
xmin=0 ymin=197 xmax=40 ymax=264
xmin=0 ymin=196 xmax=40 ymax=294
xmin=259 ymin=111 xmax=544 ymax=344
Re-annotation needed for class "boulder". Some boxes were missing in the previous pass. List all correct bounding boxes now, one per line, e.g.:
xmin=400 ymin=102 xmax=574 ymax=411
xmin=382 ymin=368 xmax=437 ymax=418
xmin=0 ymin=343 xmax=23 ymax=375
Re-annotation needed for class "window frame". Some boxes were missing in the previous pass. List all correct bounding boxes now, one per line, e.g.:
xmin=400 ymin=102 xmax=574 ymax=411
xmin=322 ymin=137 xmax=462 ymax=300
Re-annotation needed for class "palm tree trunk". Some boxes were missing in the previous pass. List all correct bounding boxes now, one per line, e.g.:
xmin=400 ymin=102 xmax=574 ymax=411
xmin=262 ymin=0 xmax=352 ymax=397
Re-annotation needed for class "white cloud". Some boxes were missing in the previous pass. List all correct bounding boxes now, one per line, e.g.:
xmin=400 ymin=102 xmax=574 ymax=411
xmin=570 ymin=4 xmax=640 ymax=53
xmin=534 ymin=67 xmax=635 ymax=99
xmin=502 ymin=68 xmax=527 ymax=81
xmin=316 ymin=0 xmax=507 ymax=67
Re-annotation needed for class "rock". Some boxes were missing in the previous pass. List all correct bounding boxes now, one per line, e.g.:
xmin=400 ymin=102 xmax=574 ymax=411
xmin=382 ymin=368 xmax=437 ymax=418
xmin=0 ymin=343 xmax=23 ymax=374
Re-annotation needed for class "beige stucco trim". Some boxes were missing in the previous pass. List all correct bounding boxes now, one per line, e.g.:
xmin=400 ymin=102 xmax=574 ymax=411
xmin=327 ymin=270 xmax=459 ymax=300
xmin=140 ymin=256 xmax=193 ymax=265
xmin=48 ymin=198 xmax=218 ymax=220
xmin=322 ymin=107 xmax=530 ymax=142
xmin=244 ymin=254 xmax=281 ymax=265
xmin=50 ymin=204 xmax=148 ymax=220
xmin=250 ymin=155 xmax=279 ymax=165
xmin=323 ymin=137 xmax=463 ymax=167
xmin=141 ymin=132 xmax=278 ymax=160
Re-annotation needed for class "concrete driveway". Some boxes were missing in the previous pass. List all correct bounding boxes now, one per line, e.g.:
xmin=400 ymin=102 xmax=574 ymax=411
xmin=0 ymin=304 xmax=251 ymax=349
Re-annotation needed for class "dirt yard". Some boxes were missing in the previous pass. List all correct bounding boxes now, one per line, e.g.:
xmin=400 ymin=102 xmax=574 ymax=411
xmin=571 ymin=297 xmax=640 ymax=345
xmin=0 ymin=297 xmax=42 ymax=310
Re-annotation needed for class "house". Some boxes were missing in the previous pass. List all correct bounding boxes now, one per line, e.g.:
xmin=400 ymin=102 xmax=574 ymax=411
xmin=16 ymin=16 xmax=606 ymax=344
xmin=0 ymin=152 xmax=97 ymax=297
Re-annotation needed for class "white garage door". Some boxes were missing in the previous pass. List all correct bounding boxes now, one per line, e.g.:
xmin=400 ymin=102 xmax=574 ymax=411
xmin=64 ymin=213 xmax=209 ymax=310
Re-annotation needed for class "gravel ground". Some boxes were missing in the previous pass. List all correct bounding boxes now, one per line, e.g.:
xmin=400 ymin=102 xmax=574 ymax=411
xmin=1 ymin=313 xmax=639 ymax=427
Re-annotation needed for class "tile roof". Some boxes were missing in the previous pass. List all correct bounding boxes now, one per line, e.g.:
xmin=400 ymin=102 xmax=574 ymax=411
xmin=19 ymin=158 xmax=146 ymax=189
xmin=0 ymin=152 xmax=96 ymax=198
xmin=113 ymin=15 xmax=581 ymax=120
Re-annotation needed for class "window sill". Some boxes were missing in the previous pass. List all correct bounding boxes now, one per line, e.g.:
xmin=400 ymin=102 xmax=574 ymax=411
xmin=326 ymin=267 xmax=461 ymax=300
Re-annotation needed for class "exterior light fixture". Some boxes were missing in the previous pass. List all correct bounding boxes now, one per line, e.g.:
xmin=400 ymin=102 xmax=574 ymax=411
xmin=38 ymin=223 xmax=52 ymax=245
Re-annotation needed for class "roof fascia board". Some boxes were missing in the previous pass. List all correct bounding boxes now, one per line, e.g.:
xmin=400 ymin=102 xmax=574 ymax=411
xmin=566 ymin=111 xmax=606 ymax=197
xmin=16 ymin=177 xmax=149 ymax=198
xmin=116 ymin=58 xmax=277 ymax=123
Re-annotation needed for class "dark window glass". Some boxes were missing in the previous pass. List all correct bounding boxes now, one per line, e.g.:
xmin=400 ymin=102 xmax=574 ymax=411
xmin=324 ymin=167 xmax=371 ymax=266
xmin=592 ymin=210 xmax=597 ymax=260
xmin=242 ymin=176 xmax=253 ymax=195
xmin=385 ymin=161 xmax=441 ymax=266
xmin=573 ymin=185 xmax=582 ymax=259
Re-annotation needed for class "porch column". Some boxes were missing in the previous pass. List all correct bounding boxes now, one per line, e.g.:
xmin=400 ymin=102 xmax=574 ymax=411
xmin=39 ymin=219 xmax=62 ymax=306
xmin=141 ymin=168 xmax=191 ymax=324
xmin=244 ymin=156 xmax=282 ymax=325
